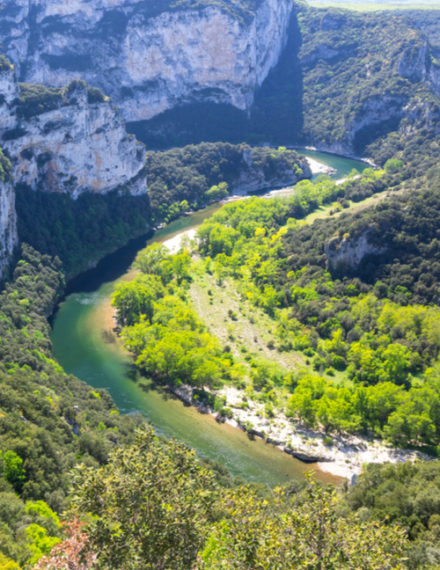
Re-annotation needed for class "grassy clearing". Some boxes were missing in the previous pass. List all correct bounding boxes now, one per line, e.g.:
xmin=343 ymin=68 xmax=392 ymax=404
xmin=301 ymin=186 xmax=404 ymax=225
xmin=189 ymin=266 xmax=305 ymax=371
xmin=189 ymin=261 xmax=353 ymax=391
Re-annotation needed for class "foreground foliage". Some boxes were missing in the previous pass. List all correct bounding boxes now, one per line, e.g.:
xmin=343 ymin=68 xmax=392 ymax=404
xmin=0 ymin=246 xmax=142 ymax=566
xmin=65 ymin=428 xmax=407 ymax=569
xmin=347 ymin=461 xmax=440 ymax=568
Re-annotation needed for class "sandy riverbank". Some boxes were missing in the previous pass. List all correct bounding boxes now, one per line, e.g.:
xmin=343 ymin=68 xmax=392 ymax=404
xmin=220 ymin=156 xmax=337 ymax=203
xmin=162 ymin=228 xmax=197 ymax=254
xmin=306 ymin=156 xmax=337 ymax=176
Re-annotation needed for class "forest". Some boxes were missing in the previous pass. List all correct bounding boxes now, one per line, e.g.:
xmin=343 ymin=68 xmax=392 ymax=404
xmin=107 ymin=122 xmax=440 ymax=566
xmin=2 ymin=0 xmax=440 ymax=567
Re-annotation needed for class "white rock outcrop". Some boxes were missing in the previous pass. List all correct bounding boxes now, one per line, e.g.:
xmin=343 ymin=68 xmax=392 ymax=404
xmin=0 ymin=66 xmax=147 ymax=198
xmin=0 ymin=162 xmax=18 ymax=276
xmin=325 ymin=229 xmax=386 ymax=272
xmin=0 ymin=0 xmax=293 ymax=122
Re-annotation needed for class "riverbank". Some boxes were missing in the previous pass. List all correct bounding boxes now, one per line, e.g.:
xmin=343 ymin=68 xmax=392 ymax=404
xmin=218 ymin=155 xmax=338 ymax=203
xmin=105 ymin=238 xmax=430 ymax=482
xmin=169 ymin=384 xmax=429 ymax=481
xmin=303 ymin=145 xmax=377 ymax=169
xmin=53 ymin=148 xmax=375 ymax=485
xmin=306 ymin=155 xmax=337 ymax=176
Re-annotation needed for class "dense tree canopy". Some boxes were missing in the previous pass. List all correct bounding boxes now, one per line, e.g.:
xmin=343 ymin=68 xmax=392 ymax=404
xmin=67 ymin=428 xmax=407 ymax=569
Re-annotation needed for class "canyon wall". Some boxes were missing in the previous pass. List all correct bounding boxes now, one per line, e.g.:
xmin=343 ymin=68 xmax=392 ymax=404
xmin=0 ymin=65 xmax=147 ymax=198
xmin=0 ymin=0 xmax=293 ymax=122
xmin=0 ymin=58 xmax=148 ymax=276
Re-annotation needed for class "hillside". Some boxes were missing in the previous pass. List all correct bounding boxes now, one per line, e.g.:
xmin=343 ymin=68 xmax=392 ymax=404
xmin=127 ymin=4 xmax=440 ymax=154
xmin=1 ymin=0 xmax=440 ymax=567
xmin=110 ymin=156 xmax=440 ymax=566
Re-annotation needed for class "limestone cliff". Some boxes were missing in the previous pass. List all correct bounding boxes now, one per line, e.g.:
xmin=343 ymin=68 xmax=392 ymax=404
xmin=0 ymin=56 xmax=18 ymax=132
xmin=325 ymin=229 xmax=386 ymax=273
xmin=0 ymin=66 xmax=147 ymax=198
xmin=0 ymin=149 xmax=18 ymax=276
xmin=0 ymin=0 xmax=293 ymax=122
xmin=233 ymin=148 xmax=311 ymax=194
xmin=427 ymin=52 xmax=440 ymax=99
xmin=0 ymin=59 xmax=147 ymax=277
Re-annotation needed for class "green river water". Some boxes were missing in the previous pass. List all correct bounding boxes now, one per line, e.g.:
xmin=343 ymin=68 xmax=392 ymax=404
xmin=51 ymin=150 xmax=367 ymax=487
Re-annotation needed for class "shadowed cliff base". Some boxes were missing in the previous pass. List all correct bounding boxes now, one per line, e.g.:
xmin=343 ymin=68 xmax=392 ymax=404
xmin=127 ymin=10 xmax=304 ymax=148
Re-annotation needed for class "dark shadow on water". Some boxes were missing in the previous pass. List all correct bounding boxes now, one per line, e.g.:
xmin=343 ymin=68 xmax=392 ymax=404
xmin=64 ymin=230 xmax=153 ymax=297
xmin=126 ymin=364 xmax=141 ymax=384
xmin=101 ymin=330 xmax=116 ymax=344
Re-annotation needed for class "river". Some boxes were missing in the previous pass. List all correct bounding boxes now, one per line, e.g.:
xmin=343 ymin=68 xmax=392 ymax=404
xmin=51 ymin=150 xmax=367 ymax=487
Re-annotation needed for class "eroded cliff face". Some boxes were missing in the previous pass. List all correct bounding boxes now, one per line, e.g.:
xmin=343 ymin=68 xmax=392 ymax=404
xmin=428 ymin=58 xmax=440 ymax=98
xmin=0 ymin=61 xmax=18 ymax=274
xmin=0 ymin=0 xmax=293 ymax=122
xmin=0 ymin=152 xmax=18 ymax=277
xmin=325 ymin=229 xmax=386 ymax=273
xmin=0 ymin=67 xmax=147 ymax=198
xmin=0 ymin=59 xmax=19 ymax=131
xmin=233 ymin=148 xmax=311 ymax=194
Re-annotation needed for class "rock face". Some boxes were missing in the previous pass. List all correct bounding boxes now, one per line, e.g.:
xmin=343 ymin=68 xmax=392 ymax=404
xmin=0 ymin=150 xmax=18 ymax=277
xmin=0 ymin=60 xmax=19 ymax=274
xmin=427 ymin=56 xmax=440 ymax=99
xmin=325 ymin=229 xmax=386 ymax=272
xmin=233 ymin=148 xmax=311 ymax=194
xmin=0 ymin=58 xmax=19 ymax=131
xmin=0 ymin=0 xmax=293 ymax=122
xmin=398 ymin=40 xmax=428 ymax=83
xmin=0 ymin=66 xmax=147 ymax=198
xmin=0 ymin=59 xmax=147 ymax=277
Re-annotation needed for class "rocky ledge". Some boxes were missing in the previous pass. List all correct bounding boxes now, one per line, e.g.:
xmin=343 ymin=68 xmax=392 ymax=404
xmin=0 ymin=70 xmax=147 ymax=198
xmin=172 ymin=384 xmax=430 ymax=481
